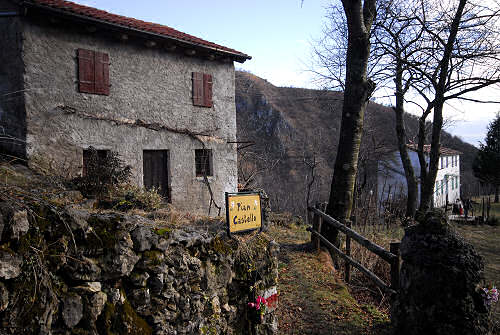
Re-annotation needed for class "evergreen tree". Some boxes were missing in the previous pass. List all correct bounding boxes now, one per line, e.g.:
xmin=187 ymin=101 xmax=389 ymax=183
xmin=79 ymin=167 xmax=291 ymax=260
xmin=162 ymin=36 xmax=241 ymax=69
xmin=473 ymin=113 xmax=500 ymax=202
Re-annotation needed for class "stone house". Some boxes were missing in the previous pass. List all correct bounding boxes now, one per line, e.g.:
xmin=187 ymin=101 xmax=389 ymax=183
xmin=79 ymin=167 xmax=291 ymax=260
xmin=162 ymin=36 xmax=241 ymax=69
xmin=0 ymin=0 xmax=250 ymax=213
xmin=378 ymin=144 xmax=462 ymax=208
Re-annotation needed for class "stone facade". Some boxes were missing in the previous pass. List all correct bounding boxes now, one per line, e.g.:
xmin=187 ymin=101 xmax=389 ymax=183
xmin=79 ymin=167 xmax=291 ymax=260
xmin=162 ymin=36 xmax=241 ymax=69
xmin=0 ymin=198 xmax=279 ymax=335
xmin=0 ymin=0 xmax=249 ymax=214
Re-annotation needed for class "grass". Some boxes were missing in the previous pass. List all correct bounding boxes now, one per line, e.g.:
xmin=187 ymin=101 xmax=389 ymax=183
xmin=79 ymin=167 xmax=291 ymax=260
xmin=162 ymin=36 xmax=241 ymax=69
xmin=471 ymin=196 xmax=500 ymax=219
xmin=452 ymin=221 xmax=500 ymax=333
xmin=266 ymin=222 xmax=392 ymax=334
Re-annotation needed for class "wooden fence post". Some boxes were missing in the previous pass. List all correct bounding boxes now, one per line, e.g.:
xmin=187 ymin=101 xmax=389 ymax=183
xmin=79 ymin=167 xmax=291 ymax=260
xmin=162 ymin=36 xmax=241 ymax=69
xmin=345 ymin=218 xmax=353 ymax=283
xmin=482 ymin=197 xmax=485 ymax=222
xmin=311 ymin=204 xmax=322 ymax=253
xmin=390 ymin=242 xmax=400 ymax=291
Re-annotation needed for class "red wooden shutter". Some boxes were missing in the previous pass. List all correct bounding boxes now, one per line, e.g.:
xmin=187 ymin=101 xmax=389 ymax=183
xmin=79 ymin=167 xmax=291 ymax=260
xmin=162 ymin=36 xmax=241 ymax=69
xmin=78 ymin=49 xmax=95 ymax=93
xmin=94 ymin=52 xmax=110 ymax=95
xmin=192 ymin=72 xmax=203 ymax=106
xmin=203 ymin=73 xmax=213 ymax=107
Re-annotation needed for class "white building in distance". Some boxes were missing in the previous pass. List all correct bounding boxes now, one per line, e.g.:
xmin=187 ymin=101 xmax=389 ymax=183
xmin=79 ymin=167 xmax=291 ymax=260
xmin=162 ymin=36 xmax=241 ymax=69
xmin=378 ymin=144 xmax=462 ymax=208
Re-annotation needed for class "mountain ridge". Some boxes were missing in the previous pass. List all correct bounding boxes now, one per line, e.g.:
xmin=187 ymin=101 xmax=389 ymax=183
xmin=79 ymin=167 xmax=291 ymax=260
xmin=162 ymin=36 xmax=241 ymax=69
xmin=235 ymin=70 xmax=478 ymax=214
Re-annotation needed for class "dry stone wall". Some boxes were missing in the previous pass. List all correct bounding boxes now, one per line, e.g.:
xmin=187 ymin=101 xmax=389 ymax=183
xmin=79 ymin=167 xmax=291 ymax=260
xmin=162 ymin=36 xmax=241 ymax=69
xmin=0 ymin=201 xmax=278 ymax=335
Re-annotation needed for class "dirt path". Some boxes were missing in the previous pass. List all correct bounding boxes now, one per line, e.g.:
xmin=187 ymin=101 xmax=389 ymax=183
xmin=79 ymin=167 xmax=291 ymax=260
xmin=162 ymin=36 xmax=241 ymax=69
xmin=266 ymin=223 xmax=391 ymax=335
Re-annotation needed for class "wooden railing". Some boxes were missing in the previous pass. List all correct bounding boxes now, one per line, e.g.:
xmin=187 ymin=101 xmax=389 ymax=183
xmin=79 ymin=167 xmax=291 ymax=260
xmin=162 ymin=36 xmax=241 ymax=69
xmin=307 ymin=206 xmax=400 ymax=295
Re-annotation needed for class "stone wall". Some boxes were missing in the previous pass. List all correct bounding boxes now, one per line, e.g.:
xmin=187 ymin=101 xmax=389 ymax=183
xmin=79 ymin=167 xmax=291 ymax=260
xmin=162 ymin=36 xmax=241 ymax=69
xmin=391 ymin=210 xmax=488 ymax=335
xmin=0 ymin=200 xmax=278 ymax=334
xmin=1 ymin=5 xmax=238 ymax=214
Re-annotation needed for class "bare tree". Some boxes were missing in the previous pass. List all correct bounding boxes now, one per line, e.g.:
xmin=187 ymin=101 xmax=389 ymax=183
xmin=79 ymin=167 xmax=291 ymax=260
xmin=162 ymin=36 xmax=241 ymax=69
xmin=237 ymin=147 xmax=282 ymax=190
xmin=410 ymin=0 xmax=500 ymax=215
xmin=315 ymin=0 xmax=500 ymax=219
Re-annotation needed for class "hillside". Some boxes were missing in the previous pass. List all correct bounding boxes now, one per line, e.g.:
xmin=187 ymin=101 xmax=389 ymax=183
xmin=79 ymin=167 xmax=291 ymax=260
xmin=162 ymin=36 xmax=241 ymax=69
xmin=235 ymin=71 xmax=478 ymax=214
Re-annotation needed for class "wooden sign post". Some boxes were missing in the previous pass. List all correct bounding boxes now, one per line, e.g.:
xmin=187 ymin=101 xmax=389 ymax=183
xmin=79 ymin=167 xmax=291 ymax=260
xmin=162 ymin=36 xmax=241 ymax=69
xmin=225 ymin=192 xmax=262 ymax=236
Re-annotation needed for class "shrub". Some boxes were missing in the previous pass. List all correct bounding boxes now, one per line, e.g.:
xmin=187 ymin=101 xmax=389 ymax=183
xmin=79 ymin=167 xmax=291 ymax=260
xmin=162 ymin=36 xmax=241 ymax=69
xmin=112 ymin=185 xmax=164 ymax=211
xmin=72 ymin=147 xmax=131 ymax=199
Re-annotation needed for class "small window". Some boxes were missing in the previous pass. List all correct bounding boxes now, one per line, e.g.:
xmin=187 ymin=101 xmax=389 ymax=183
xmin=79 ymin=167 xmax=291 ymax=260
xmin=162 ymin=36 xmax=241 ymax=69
xmin=195 ymin=149 xmax=213 ymax=177
xmin=78 ymin=49 xmax=110 ymax=95
xmin=192 ymin=72 xmax=213 ymax=107
xmin=83 ymin=148 xmax=110 ymax=176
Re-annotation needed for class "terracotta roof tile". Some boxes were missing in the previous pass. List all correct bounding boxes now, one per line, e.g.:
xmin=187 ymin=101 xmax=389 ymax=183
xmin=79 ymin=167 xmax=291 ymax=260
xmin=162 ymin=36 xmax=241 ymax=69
xmin=406 ymin=144 xmax=462 ymax=156
xmin=26 ymin=0 xmax=251 ymax=61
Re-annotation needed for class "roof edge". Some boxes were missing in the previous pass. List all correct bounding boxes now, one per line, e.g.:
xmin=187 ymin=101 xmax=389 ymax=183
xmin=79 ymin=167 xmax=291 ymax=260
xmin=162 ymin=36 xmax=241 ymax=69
xmin=405 ymin=144 xmax=463 ymax=155
xmin=22 ymin=1 xmax=252 ymax=63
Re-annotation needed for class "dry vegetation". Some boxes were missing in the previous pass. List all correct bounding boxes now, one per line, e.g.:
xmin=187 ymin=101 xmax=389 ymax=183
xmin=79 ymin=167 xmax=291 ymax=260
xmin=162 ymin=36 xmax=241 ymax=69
xmin=453 ymin=221 xmax=500 ymax=333
xmin=267 ymin=218 xmax=392 ymax=335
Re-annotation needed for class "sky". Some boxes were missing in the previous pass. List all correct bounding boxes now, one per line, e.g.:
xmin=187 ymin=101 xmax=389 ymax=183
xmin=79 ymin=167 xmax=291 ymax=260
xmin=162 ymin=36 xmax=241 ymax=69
xmin=74 ymin=0 xmax=499 ymax=147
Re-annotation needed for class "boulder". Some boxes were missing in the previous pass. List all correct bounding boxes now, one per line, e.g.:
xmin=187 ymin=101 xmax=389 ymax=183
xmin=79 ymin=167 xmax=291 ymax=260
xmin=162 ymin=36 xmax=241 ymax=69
xmin=88 ymin=291 xmax=107 ymax=321
xmin=11 ymin=210 xmax=29 ymax=239
xmin=0 ymin=250 xmax=22 ymax=279
xmin=131 ymin=225 xmax=156 ymax=252
xmin=392 ymin=209 xmax=488 ymax=335
xmin=62 ymin=293 xmax=83 ymax=328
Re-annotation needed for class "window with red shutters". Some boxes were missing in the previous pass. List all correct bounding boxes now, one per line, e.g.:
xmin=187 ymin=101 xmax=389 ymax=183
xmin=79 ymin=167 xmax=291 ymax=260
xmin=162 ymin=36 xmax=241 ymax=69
xmin=192 ymin=72 xmax=213 ymax=107
xmin=77 ymin=49 xmax=110 ymax=95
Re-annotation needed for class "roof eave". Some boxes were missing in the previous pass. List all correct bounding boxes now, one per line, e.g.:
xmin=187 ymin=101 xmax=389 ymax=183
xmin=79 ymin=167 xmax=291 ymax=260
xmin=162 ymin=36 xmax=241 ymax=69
xmin=22 ymin=1 xmax=252 ymax=63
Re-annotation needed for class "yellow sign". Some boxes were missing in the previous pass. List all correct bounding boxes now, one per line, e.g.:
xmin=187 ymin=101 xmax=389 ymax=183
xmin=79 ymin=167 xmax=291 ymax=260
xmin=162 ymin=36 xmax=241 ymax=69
xmin=226 ymin=192 xmax=262 ymax=234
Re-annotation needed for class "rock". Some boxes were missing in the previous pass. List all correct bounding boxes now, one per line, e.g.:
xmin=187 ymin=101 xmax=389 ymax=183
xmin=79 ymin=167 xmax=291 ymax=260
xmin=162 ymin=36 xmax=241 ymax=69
xmin=62 ymin=293 xmax=83 ymax=328
xmin=148 ymin=273 xmax=164 ymax=296
xmin=129 ymin=288 xmax=151 ymax=309
xmin=108 ymin=288 xmax=125 ymax=304
xmin=11 ymin=210 xmax=29 ymax=239
xmin=153 ymin=238 xmax=169 ymax=251
xmin=0 ymin=282 xmax=9 ymax=312
xmin=73 ymin=281 xmax=101 ymax=294
xmin=65 ymin=256 xmax=101 ymax=281
xmin=88 ymin=291 xmax=107 ymax=321
xmin=107 ymin=246 xmax=139 ymax=278
xmin=129 ymin=271 xmax=150 ymax=288
xmin=392 ymin=209 xmax=488 ymax=335
xmin=170 ymin=230 xmax=207 ymax=248
xmin=0 ymin=250 xmax=22 ymax=279
xmin=65 ymin=206 xmax=90 ymax=231
xmin=211 ymin=295 xmax=221 ymax=315
xmin=131 ymin=226 xmax=155 ymax=252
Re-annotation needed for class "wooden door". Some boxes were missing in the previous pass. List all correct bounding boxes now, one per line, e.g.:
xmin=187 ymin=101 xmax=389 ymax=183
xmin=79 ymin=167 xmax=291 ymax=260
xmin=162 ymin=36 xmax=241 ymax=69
xmin=143 ymin=150 xmax=170 ymax=201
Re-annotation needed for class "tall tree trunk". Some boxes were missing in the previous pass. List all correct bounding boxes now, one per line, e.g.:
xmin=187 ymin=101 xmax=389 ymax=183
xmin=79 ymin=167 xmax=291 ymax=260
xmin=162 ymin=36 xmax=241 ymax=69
xmin=323 ymin=0 xmax=376 ymax=257
xmin=417 ymin=0 xmax=467 ymax=215
xmin=495 ymin=185 xmax=499 ymax=203
xmin=394 ymin=57 xmax=418 ymax=218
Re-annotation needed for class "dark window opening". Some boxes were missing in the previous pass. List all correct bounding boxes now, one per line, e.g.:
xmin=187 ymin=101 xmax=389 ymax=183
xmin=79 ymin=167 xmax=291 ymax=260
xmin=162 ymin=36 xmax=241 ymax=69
xmin=143 ymin=150 xmax=170 ymax=201
xmin=195 ymin=149 xmax=212 ymax=177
